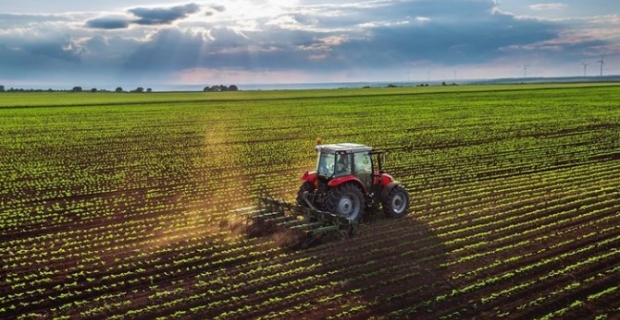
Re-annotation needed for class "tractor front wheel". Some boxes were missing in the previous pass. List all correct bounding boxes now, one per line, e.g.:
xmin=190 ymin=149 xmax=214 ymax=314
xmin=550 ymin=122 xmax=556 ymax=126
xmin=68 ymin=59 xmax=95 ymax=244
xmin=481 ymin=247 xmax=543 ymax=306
xmin=383 ymin=185 xmax=410 ymax=218
xmin=325 ymin=183 xmax=364 ymax=222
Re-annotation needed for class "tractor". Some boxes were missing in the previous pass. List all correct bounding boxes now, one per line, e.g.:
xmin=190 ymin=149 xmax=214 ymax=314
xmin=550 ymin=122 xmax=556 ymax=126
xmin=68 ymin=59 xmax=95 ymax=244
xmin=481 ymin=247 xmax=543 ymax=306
xmin=233 ymin=140 xmax=410 ymax=248
xmin=297 ymin=142 xmax=409 ymax=220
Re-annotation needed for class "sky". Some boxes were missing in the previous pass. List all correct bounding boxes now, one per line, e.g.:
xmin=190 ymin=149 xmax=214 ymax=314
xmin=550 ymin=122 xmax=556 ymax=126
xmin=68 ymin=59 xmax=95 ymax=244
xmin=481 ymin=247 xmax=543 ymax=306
xmin=0 ymin=0 xmax=618 ymax=89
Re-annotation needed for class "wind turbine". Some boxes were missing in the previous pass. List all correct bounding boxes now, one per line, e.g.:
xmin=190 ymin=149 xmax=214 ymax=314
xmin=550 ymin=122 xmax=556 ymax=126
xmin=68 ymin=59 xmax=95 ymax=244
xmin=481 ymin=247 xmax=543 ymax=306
xmin=521 ymin=64 xmax=529 ymax=78
xmin=581 ymin=61 xmax=589 ymax=77
xmin=597 ymin=54 xmax=606 ymax=77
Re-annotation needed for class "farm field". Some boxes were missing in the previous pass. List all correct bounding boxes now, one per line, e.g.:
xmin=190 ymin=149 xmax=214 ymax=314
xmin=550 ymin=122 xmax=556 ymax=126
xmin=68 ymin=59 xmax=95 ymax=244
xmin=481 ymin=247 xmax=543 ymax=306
xmin=1 ymin=84 xmax=620 ymax=319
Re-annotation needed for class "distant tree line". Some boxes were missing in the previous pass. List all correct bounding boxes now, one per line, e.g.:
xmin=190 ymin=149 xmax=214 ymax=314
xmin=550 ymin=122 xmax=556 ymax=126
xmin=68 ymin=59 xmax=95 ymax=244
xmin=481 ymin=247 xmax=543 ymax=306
xmin=0 ymin=85 xmax=77 ymax=92
xmin=72 ymin=86 xmax=152 ymax=93
xmin=360 ymin=82 xmax=459 ymax=89
xmin=0 ymin=84 xmax=239 ymax=93
xmin=204 ymin=84 xmax=238 ymax=92
xmin=0 ymin=86 xmax=155 ymax=93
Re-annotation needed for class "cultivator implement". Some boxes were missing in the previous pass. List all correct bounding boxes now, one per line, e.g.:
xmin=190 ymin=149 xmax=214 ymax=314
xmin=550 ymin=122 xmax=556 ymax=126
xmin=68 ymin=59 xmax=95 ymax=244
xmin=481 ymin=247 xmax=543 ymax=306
xmin=232 ymin=196 xmax=357 ymax=249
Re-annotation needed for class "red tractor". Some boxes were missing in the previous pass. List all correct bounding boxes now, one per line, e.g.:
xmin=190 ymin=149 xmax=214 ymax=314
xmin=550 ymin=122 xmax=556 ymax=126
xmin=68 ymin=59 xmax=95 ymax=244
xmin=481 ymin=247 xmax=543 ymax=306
xmin=235 ymin=141 xmax=410 ymax=248
xmin=297 ymin=142 xmax=410 ymax=222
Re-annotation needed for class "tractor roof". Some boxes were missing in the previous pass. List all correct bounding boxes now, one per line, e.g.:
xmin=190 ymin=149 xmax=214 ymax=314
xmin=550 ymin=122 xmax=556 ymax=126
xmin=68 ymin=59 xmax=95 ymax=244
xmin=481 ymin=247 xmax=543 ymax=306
xmin=315 ymin=143 xmax=373 ymax=154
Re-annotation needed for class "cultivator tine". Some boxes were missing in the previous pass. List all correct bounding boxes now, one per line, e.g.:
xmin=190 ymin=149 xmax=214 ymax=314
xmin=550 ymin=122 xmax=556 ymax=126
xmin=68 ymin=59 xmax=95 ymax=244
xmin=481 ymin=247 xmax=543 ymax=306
xmin=232 ymin=207 xmax=262 ymax=217
xmin=288 ymin=221 xmax=325 ymax=230
xmin=277 ymin=219 xmax=309 ymax=228
xmin=269 ymin=215 xmax=301 ymax=224
xmin=253 ymin=211 xmax=284 ymax=220
xmin=303 ymin=224 xmax=340 ymax=234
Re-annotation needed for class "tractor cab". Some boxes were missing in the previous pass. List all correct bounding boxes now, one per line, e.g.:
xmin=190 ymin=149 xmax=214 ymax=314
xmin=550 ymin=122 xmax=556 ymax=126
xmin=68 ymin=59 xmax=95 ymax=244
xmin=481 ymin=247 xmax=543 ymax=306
xmin=314 ymin=143 xmax=389 ymax=193
xmin=317 ymin=142 xmax=373 ymax=177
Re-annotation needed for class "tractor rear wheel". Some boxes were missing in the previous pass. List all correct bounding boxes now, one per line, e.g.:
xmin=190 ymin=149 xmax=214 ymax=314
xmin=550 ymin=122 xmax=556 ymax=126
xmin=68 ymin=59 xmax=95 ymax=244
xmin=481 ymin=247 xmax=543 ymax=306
xmin=383 ymin=185 xmax=410 ymax=218
xmin=325 ymin=183 xmax=364 ymax=222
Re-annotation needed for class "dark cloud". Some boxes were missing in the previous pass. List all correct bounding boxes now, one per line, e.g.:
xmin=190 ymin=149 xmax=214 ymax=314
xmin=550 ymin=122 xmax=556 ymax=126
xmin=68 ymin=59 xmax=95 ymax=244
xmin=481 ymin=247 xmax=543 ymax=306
xmin=86 ymin=16 xmax=131 ymax=29
xmin=86 ymin=3 xmax=202 ymax=29
xmin=28 ymin=42 xmax=82 ymax=62
xmin=205 ymin=4 xmax=226 ymax=16
xmin=129 ymin=3 xmax=200 ymax=25
xmin=0 ymin=38 xmax=83 ymax=83
xmin=208 ymin=4 xmax=225 ymax=12
xmin=333 ymin=11 xmax=559 ymax=67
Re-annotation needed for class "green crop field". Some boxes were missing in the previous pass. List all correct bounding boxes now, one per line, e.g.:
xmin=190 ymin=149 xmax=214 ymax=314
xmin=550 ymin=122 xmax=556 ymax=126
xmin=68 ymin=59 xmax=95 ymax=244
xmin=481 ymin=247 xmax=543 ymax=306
xmin=1 ymin=83 xmax=620 ymax=319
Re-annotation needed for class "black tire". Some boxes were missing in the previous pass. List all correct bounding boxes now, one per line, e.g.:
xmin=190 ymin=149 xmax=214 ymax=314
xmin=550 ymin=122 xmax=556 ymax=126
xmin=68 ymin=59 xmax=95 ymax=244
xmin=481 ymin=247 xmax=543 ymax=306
xmin=296 ymin=181 xmax=315 ymax=207
xmin=383 ymin=185 xmax=410 ymax=218
xmin=325 ymin=183 xmax=364 ymax=222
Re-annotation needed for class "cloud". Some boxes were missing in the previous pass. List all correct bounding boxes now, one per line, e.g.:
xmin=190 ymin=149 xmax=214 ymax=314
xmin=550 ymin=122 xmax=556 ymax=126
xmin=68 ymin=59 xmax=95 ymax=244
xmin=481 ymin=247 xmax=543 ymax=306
xmin=129 ymin=3 xmax=201 ymax=25
xmin=202 ymin=4 xmax=225 ymax=18
xmin=87 ymin=3 xmax=203 ymax=29
xmin=528 ymin=3 xmax=567 ymax=11
xmin=86 ymin=16 xmax=131 ymax=29
xmin=0 ymin=34 xmax=83 ymax=83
